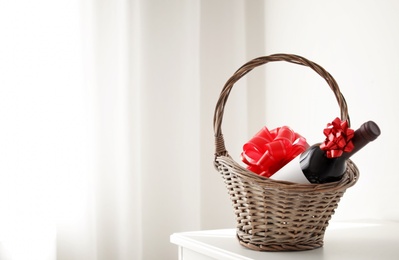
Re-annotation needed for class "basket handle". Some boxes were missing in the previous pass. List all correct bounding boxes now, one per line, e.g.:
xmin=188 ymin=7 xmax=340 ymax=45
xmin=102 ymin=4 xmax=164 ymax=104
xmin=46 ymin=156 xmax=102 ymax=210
xmin=213 ymin=53 xmax=350 ymax=156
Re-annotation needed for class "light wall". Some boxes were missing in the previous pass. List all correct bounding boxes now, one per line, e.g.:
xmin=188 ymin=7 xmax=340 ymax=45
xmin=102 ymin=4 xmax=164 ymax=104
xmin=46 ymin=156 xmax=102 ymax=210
xmin=261 ymin=0 xmax=399 ymax=221
xmin=217 ymin=0 xmax=396 ymax=224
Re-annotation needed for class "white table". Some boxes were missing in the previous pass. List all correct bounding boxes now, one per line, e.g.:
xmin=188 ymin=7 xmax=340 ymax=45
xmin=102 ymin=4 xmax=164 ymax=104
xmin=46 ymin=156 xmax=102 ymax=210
xmin=170 ymin=220 xmax=399 ymax=260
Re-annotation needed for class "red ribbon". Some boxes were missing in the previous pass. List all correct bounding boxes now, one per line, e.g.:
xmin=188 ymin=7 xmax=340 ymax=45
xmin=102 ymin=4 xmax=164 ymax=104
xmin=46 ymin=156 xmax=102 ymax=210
xmin=320 ymin=117 xmax=354 ymax=158
xmin=241 ymin=126 xmax=309 ymax=177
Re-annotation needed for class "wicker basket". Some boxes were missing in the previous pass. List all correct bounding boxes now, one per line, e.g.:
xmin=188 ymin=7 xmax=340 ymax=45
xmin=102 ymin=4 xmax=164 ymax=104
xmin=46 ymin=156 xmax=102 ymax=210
xmin=213 ymin=54 xmax=359 ymax=251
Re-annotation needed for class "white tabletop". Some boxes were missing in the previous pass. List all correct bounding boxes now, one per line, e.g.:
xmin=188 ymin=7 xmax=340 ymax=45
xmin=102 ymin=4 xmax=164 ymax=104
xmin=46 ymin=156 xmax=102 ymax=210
xmin=170 ymin=220 xmax=399 ymax=260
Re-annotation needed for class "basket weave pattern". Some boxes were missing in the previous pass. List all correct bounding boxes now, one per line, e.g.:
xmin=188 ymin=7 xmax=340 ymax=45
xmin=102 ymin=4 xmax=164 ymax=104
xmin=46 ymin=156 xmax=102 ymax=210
xmin=213 ymin=54 xmax=359 ymax=251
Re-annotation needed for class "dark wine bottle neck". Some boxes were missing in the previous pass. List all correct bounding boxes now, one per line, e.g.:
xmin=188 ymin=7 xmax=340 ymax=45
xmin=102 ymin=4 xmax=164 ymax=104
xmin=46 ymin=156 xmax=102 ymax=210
xmin=340 ymin=121 xmax=380 ymax=159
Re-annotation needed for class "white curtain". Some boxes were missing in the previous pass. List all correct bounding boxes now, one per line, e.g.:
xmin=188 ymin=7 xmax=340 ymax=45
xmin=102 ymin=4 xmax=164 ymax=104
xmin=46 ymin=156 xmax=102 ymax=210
xmin=0 ymin=0 xmax=266 ymax=259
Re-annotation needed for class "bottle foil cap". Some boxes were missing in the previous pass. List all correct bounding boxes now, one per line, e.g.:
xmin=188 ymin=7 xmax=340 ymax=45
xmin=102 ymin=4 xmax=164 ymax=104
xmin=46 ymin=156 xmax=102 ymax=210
xmin=360 ymin=121 xmax=381 ymax=141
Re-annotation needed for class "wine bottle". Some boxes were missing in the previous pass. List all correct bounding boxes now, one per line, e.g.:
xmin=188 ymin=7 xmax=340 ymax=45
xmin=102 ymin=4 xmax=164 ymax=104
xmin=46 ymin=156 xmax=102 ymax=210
xmin=302 ymin=120 xmax=380 ymax=183
xmin=272 ymin=120 xmax=381 ymax=184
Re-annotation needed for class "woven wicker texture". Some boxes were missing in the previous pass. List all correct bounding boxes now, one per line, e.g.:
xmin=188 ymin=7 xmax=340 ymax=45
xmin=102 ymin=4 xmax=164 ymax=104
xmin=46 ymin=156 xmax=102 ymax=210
xmin=213 ymin=54 xmax=359 ymax=251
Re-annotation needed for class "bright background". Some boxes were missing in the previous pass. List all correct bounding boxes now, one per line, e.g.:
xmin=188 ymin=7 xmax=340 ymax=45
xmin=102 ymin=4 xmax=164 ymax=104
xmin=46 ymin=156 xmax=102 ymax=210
xmin=0 ymin=0 xmax=398 ymax=259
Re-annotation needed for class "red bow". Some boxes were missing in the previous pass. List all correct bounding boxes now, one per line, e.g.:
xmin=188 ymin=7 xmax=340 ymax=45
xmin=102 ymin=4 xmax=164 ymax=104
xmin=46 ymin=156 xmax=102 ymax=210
xmin=320 ymin=117 xmax=354 ymax=158
xmin=241 ymin=126 xmax=309 ymax=177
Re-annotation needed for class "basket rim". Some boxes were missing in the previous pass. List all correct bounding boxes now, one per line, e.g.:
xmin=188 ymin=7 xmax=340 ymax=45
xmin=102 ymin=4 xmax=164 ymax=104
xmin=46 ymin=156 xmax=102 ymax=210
xmin=215 ymin=154 xmax=359 ymax=192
